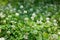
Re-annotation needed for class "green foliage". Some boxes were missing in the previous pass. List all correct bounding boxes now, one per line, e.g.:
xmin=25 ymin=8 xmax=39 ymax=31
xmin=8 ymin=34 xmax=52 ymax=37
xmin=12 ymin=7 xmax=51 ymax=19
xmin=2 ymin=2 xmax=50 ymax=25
xmin=0 ymin=0 xmax=60 ymax=40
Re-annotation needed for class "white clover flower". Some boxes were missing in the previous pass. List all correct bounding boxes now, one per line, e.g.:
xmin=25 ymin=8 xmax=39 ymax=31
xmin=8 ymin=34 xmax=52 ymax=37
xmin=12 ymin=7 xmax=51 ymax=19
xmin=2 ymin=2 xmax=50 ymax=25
xmin=8 ymin=3 xmax=12 ymax=8
xmin=10 ymin=21 xmax=17 ymax=24
xmin=50 ymin=4 xmax=53 ymax=6
xmin=18 ymin=10 xmax=22 ymax=13
xmin=37 ymin=20 xmax=42 ymax=24
xmin=1 ymin=15 xmax=5 ymax=18
xmin=52 ymin=34 xmax=58 ymax=39
xmin=49 ymin=34 xmax=58 ymax=40
xmin=13 ymin=8 xmax=16 ymax=11
xmin=10 ymin=21 xmax=14 ymax=23
xmin=58 ymin=32 xmax=60 ymax=35
xmin=36 ymin=9 xmax=40 ymax=13
xmin=33 ymin=30 xmax=38 ymax=34
xmin=54 ymin=23 xmax=57 ymax=26
xmin=37 ymin=20 xmax=40 ymax=24
xmin=53 ymin=19 xmax=57 ymax=23
xmin=32 ymin=24 xmax=37 ymax=28
xmin=31 ymin=16 xmax=34 ymax=20
xmin=53 ymin=19 xmax=57 ymax=26
xmin=31 ymin=13 xmax=36 ymax=20
xmin=8 ymin=15 xmax=12 ymax=18
xmin=0 ymin=12 xmax=5 ymax=18
xmin=0 ymin=37 xmax=5 ymax=40
xmin=32 ymin=12 xmax=36 ymax=17
xmin=20 ymin=5 xmax=24 ymax=8
xmin=5 ymin=7 xmax=9 ymax=10
xmin=48 ymin=28 xmax=51 ymax=32
xmin=6 ymin=17 xmax=9 ymax=20
xmin=24 ymin=10 xmax=27 ymax=13
xmin=40 ymin=8 xmax=42 ymax=11
xmin=47 ymin=12 xmax=51 ymax=16
xmin=54 ymin=8 xmax=57 ymax=11
xmin=40 ymin=16 xmax=43 ymax=21
xmin=0 ymin=12 xmax=3 ymax=16
xmin=7 ymin=31 xmax=10 ymax=34
xmin=46 ymin=20 xmax=50 ymax=23
xmin=45 ymin=11 xmax=48 ymax=13
xmin=15 ymin=13 xmax=19 ymax=16
xmin=32 ymin=26 xmax=35 ymax=28
xmin=14 ymin=22 xmax=17 ymax=23
xmin=34 ymin=24 xmax=37 ymax=26
xmin=3 ymin=20 xmax=6 ymax=23
xmin=46 ymin=17 xmax=50 ymax=23
xmin=29 ymin=8 xmax=33 ymax=12
xmin=24 ymin=17 xmax=29 ymax=21
xmin=55 ymin=12 xmax=58 ymax=14
xmin=23 ymin=35 xmax=28 ymax=39
xmin=46 ymin=17 xmax=50 ymax=21
xmin=11 ymin=25 xmax=15 ymax=28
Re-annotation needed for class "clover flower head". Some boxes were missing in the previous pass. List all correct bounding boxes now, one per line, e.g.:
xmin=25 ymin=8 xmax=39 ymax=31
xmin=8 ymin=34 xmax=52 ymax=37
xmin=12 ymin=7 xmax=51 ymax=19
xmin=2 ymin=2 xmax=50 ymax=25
xmin=24 ymin=17 xmax=29 ymax=21
xmin=8 ymin=15 xmax=12 ymax=18
xmin=32 ymin=12 xmax=36 ymax=17
xmin=37 ymin=20 xmax=42 ymax=24
xmin=7 ymin=31 xmax=11 ymax=34
xmin=8 ymin=3 xmax=12 ymax=8
xmin=54 ymin=23 xmax=57 ymax=26
xmin=15 ymin=13 xmax=19 ymax=16
xmin=46 ymin=20 xmax=50 ymax=23
xmin=23 ymin=35 xmax=28 ymax=39
xmin=10 ymin=9 xmax=13 ymax=12
xmin=20 ymin=5 xmax=24 ymax=8
xmin=46 ymin=17 xmax=50 ymax=21
xmin=58 ymin=32 xmax=60 ymax=35
xmin=31 ymin=16 xmax=34 ymax=20
xmin=53 ymin=19 xmax=57 ymax=23
xmin=32 ymin=30 xmax=38 ymax=34
xmin=24 ymin=10 xmax=27 ymax=13
xmin=40 ymin=16 xmax=43 ymax=20
xmin=3 ymin=20 xmax=6 ymax=23
xmin=0 ymin=12 xmax=5 ymax=18
xmin=13 ymin=8 xmax=16 ymax=11
xmin=49 ymin=34 xmax=58 ymax=40
xmin=52 ymin=34 xmax=58 ymax=39
xmin=0 ymin=37 xmax=5 ymax=40
xmin=11 ymin=25 xmax=15 ymax=28
xmin=29 ymin=8 xmax=33 ymax=12
xmin=6 ymin=17 xmax=9 ymax=20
